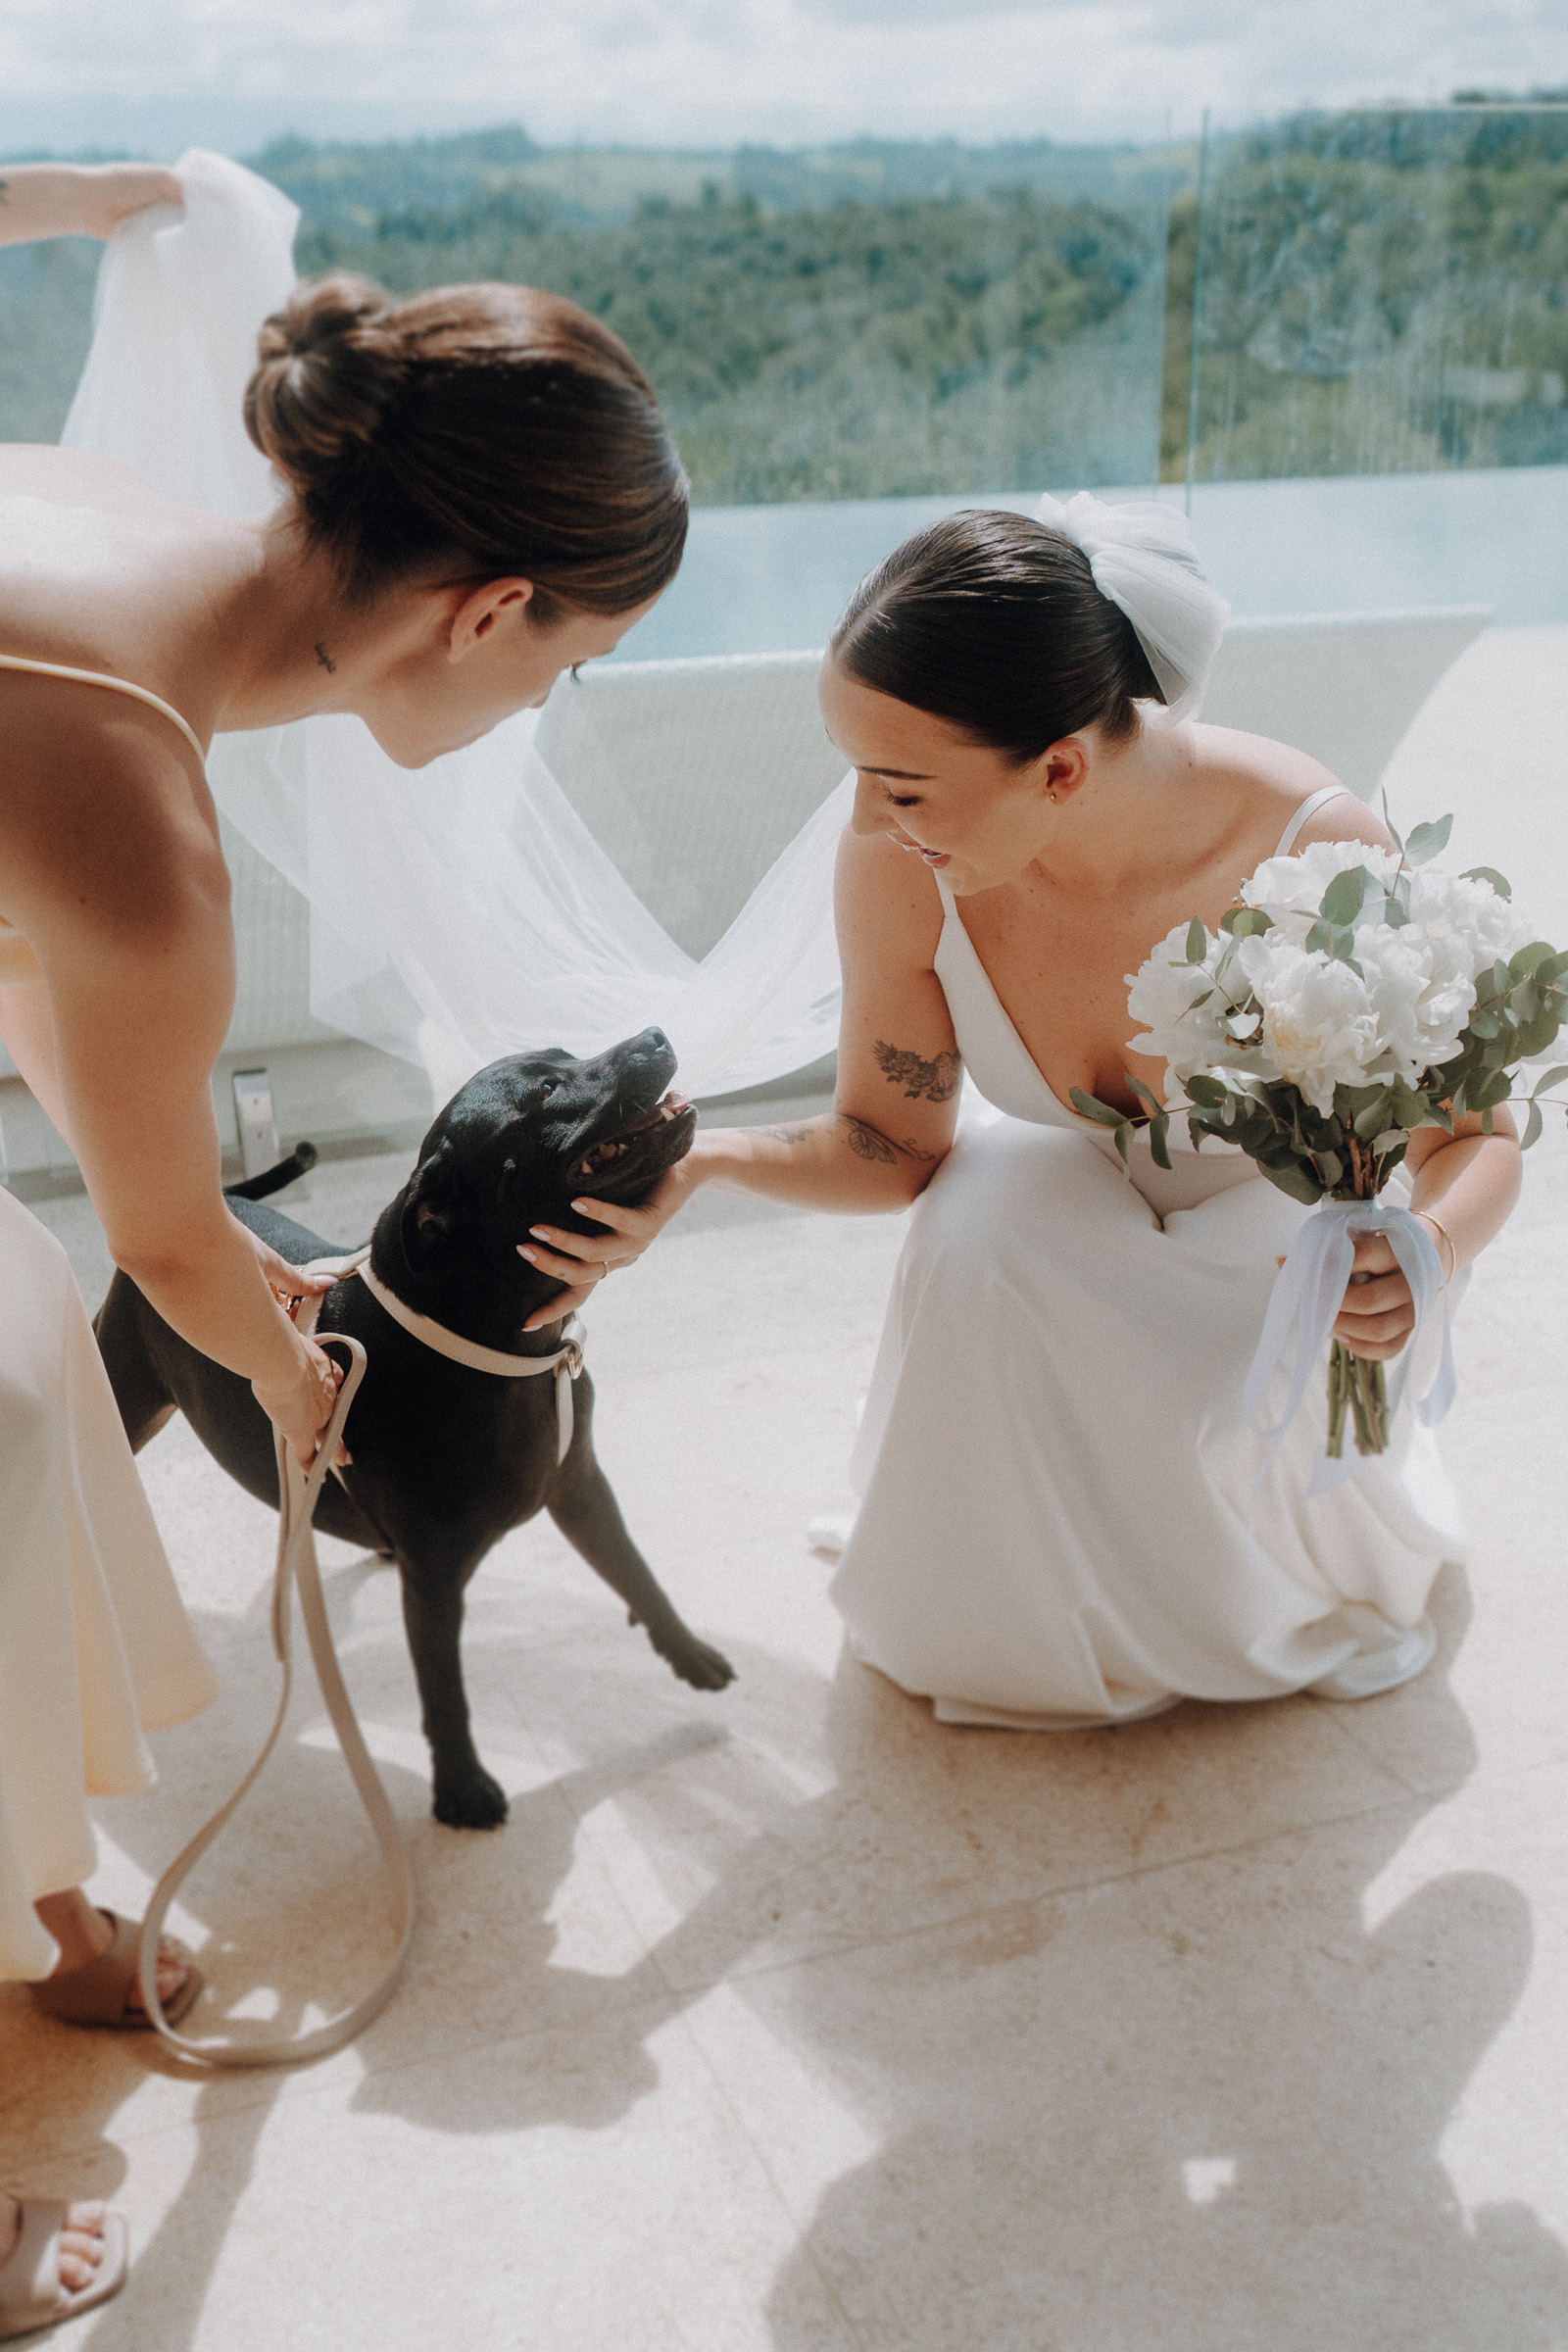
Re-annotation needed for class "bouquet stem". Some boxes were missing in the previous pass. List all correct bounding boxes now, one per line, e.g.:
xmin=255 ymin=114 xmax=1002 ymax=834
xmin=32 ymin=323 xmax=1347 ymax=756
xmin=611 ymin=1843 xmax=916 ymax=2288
xmin=1325 ymin=1339 xmax=1390 ymax=1460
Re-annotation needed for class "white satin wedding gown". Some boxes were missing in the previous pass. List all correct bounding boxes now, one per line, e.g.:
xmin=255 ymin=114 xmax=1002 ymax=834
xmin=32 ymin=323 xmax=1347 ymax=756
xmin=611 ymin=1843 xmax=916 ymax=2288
xmin=831 ymin=788 xmax=1464 ymax=1728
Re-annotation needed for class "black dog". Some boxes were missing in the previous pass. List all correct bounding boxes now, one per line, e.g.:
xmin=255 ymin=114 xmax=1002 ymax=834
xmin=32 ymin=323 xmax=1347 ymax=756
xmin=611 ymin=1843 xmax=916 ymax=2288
xmin=95 ymin=1027 xmax=734 ymax=1829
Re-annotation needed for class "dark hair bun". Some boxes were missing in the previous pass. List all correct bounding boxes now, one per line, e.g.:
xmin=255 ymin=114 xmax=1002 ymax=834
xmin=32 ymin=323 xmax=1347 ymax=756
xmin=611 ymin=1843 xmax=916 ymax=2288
xmin=244 ymin=272 xmax=407 ymax=503
xmin=241 ymin=270 xmax=688 ymax=614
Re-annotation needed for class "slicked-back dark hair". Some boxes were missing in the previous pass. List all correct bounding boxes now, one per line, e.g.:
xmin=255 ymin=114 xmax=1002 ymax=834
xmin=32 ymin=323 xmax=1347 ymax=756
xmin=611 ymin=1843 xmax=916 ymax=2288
xmin=829 ymin=509 xmax=1162 ymax=760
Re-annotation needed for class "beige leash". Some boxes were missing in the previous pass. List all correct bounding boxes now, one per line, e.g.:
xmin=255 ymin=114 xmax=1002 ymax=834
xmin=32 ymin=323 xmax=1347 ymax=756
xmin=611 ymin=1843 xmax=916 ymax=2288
xmin=136 ymin=1276 xmax=412 ymax=2066
xmin=135 ymin=1250 xmax=587 ymax=2064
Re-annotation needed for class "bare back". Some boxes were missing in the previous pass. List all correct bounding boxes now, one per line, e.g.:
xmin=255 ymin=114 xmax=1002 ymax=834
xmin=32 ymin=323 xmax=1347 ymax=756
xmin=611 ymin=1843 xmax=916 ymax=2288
xmin=0 ymin=449 xmax=251 ymax=1250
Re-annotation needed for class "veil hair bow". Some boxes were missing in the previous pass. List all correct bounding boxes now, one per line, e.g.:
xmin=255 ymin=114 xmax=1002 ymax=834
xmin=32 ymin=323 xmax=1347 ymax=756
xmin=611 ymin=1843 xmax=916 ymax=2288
xmin=1036 ymin=491 xmax=1230 ymax=726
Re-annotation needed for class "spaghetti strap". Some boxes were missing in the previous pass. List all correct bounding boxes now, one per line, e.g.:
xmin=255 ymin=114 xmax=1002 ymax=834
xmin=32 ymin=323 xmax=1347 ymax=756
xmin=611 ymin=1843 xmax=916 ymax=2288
xmin=1273 ymin=783 xmax=1352 ymax=859
xmin=0 ymin=653 xmax=206 ymax=765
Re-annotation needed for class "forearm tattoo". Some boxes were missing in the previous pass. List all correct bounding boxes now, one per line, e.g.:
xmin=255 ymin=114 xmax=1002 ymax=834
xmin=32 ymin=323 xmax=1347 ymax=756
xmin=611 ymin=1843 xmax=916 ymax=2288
xmin=844 ymin=1117 xmax=898 ymax=1165
xmin=764 ymin=1114 xmax=935 ymax=1166
xmin=873 ymin=1039 xmax=961 ymax=1102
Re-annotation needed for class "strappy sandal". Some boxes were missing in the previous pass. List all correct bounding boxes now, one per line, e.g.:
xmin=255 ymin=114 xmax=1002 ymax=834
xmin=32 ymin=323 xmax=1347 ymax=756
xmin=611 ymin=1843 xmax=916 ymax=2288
xmin=29 ymin=1911 xmax=203 ymax=2031
xmin=0 ymin=2201 xmax=128 ymax=2339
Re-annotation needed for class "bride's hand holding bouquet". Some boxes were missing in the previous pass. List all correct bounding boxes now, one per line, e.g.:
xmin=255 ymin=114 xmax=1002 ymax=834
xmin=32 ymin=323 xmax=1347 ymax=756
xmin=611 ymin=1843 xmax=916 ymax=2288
xmin=1073 ymin=816 xmax=1568 ymax=1474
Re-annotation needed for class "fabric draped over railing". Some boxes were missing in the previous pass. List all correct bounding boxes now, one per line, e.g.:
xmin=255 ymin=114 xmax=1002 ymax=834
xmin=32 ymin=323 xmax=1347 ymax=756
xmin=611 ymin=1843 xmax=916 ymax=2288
xmin=62 ymin=149 xmax=852 ymax=1102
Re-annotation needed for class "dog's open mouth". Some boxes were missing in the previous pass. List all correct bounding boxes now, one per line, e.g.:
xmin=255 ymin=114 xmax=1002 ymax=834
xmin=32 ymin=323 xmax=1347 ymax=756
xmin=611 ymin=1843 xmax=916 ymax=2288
xmin=576 ymin=1091 xmax=692 ymax=1180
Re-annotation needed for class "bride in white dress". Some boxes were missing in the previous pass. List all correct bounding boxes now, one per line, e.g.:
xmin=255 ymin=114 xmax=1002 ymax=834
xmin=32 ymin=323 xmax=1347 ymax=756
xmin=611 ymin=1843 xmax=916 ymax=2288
xmin=550 ymin=497 xmax=1521 ymax=1727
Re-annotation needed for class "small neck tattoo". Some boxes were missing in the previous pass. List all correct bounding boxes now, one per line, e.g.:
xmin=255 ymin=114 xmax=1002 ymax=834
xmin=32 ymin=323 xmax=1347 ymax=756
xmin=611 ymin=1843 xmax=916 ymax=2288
xmin=314 ymin=642 xmax=337 ymax=675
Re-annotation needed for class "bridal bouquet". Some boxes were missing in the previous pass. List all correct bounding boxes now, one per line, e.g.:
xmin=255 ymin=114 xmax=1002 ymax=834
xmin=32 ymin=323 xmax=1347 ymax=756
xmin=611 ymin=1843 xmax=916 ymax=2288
xmin=1073 ymin=817 xmax=1568 ymax=1467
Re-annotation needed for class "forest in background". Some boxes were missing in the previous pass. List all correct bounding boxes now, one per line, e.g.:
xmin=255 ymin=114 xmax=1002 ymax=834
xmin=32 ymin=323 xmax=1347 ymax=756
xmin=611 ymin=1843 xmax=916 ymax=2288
xmin=2 ymin=108 xmax=1566 ymax=495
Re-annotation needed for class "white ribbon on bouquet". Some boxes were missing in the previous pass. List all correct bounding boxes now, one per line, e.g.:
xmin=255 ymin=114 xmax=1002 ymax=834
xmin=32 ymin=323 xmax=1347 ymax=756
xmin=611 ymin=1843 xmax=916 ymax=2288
xmin=1242 ymin=1196 xmax=1457 ymax=1501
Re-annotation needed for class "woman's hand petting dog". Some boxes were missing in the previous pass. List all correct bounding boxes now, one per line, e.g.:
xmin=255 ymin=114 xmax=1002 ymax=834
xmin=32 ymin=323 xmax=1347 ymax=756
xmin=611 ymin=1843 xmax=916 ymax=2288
xmin=518 ymin=1157 xmax=697 ymax=1330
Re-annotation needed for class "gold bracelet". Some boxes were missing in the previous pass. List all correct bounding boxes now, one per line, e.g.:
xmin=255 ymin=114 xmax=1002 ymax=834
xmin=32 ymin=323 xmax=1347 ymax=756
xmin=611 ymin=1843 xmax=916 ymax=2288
xmin=1415 ymin=1209 xmax=1457 ymax=1288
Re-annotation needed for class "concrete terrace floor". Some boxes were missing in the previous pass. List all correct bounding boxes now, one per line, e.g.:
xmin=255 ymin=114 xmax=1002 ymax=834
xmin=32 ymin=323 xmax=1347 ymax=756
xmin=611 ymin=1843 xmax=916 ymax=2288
xmin=5 ymin=623 xmax=1568 ymax=2351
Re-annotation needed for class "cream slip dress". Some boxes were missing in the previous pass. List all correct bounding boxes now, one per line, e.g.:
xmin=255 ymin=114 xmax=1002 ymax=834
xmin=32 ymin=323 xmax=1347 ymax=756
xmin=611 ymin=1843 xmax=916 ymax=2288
xmin=830 ymin=785 xmax=1463 ymax=1729
xmin=0 ymin=655 xmax=219 ymax=1979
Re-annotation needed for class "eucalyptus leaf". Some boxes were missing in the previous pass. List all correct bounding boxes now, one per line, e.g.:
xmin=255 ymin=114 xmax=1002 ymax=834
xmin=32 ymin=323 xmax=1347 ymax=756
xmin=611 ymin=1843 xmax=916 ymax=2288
xmin=1405 ymin=815 xmax=1453 ymax=866
xmin=1352 ymin=1093 xmax=1392 ymax=1139
xmin=1510 ymin=941 xmax=1553 ymax=980
xmin=1257 ymin=1156 xmax=1325 ymax=1204
xmin=1320 ymin=867 xmax=1376 ymax=925
xmin=1383 ymin=896 xmax=1410 ymax=928
xmin=1114 ymin=1120 xmax=1133 ymax=1170
xmin=1531 ymin=1065 xmax=1568 ymax=1098
xmin=1523 ymin=1099 xmax=1544 ymax=1150
xmin=1371 ymin=1129 xmax=1404 ymax=1156
xmin=1304 ymin=919 xmax=1334 ymax=958
xmin=1068 ymin=1087 xmax=1128 ymax=1130
xmin=1315 ymin=1149 xmax=1345 ymax=1188
xmin=1187 ymin=1074 xmax=1227 ymax=1108
xmin=1461 ymin=864 xmax=1512 ymax=900
xmin=1150 ymin=1112 xmax=1172 ymax=1171
xmin=1185 ymin=918 xmax=1207 ymax=966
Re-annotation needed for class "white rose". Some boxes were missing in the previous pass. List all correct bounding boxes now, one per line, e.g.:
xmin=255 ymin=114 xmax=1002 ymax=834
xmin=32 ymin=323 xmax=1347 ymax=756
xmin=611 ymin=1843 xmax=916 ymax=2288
xmin=1235 ymin=933 xmax=1390 ymax=1112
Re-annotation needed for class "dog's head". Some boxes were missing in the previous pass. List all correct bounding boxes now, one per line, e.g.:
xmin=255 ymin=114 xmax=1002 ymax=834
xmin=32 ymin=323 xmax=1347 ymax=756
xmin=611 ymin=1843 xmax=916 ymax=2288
xmin=395 ymin=1027 xmax=697 ymax=1292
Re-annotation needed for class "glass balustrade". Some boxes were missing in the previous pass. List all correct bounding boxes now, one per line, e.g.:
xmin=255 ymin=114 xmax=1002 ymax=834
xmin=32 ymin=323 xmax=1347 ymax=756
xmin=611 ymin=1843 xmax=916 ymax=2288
xmin=1183 ymin=104 xmax=1568 ymax=624
xmin=5 ymin=110 xmax=1565 ymax=640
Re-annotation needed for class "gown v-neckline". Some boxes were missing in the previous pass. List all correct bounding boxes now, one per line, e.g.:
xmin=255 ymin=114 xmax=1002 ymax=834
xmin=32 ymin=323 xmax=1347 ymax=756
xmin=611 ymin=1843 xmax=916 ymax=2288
xmin=929 ymin=781 xmax=1353 ymax=1133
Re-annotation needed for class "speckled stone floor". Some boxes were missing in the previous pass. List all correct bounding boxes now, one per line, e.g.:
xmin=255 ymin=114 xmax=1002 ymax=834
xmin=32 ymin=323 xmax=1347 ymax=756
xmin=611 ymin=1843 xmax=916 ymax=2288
xmin=4 ymin=625 xmax=1568 ymax=2351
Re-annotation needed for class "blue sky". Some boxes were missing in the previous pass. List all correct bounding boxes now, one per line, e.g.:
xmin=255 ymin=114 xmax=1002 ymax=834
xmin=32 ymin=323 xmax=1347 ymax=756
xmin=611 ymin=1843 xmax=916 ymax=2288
xmin=2 ymin=0 xmax=1565 ymax=155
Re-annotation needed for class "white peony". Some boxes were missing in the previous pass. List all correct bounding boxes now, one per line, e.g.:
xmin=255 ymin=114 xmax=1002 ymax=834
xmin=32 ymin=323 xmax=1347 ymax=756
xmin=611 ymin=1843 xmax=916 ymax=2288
xmin=1125 ymin=923 xmax=1240 ymax=1082
xmin=1233 ymin=933 xmax=1386 ymax=1111
xmin=1241 ymin=840 xmax=1401 ymax=931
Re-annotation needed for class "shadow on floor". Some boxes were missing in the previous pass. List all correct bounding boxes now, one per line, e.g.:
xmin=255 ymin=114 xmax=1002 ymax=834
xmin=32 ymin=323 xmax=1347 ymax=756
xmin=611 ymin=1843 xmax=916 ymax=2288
xmin=7 ymin=1553 xmax=1562 ymax=2350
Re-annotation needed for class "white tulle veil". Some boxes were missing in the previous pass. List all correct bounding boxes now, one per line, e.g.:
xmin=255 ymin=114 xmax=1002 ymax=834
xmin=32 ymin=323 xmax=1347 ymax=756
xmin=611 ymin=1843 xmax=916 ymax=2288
xmin=61 ymin=153 xmax=1227 ymax=1103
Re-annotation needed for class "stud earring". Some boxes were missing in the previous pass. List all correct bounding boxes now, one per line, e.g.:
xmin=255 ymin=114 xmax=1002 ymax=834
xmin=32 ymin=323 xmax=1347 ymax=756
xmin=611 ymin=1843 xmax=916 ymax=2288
xmin=1048 ymin=789 xmax=1058 ymax=804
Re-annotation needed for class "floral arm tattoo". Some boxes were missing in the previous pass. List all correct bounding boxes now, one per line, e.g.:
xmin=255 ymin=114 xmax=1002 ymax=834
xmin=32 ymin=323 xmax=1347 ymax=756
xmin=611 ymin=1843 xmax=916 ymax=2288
xmin=873 ymin=1040 xmax=961 ymax=1102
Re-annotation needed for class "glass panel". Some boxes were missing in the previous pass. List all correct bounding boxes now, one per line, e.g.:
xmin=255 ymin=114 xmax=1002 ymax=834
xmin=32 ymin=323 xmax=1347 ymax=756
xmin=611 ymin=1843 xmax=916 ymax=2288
xmin=1186 ymin=106 xmax=1568 ymax=621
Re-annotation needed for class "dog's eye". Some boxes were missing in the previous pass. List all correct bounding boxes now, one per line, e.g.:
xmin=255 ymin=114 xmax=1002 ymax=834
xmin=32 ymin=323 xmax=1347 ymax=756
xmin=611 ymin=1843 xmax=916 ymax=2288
xmin=540 ymin=1082 xmax=557 ymax=1100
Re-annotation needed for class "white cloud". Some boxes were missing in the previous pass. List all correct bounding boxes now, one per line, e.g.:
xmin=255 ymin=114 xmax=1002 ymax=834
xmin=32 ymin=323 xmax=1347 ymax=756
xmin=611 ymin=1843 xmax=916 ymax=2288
xmin=0 ymin=0 xmax=1564 ymax=151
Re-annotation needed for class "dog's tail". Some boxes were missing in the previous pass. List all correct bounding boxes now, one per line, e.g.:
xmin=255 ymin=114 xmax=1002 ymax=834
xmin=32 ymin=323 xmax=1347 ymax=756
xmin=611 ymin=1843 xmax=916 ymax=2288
xmin=225 ymin=1140 xmax=319 ymax=1202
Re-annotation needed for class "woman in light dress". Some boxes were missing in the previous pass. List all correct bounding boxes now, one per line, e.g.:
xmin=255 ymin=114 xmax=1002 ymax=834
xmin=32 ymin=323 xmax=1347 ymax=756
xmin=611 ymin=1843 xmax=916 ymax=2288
xmin=0 ymin=159 xmax=685 ymax=2332
xmin=558 ymin=501 xmax=1521 ymax=1727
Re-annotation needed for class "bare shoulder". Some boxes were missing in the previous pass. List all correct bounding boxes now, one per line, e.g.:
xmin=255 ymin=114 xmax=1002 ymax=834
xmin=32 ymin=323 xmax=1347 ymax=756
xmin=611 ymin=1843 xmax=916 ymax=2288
xmin=0 ymin=444 xmax=170 ymax=511
xmin=834 ymin=822 xmax=945 ymax=972
xmin=1190 ymin=721 xmax=1397 ymax=857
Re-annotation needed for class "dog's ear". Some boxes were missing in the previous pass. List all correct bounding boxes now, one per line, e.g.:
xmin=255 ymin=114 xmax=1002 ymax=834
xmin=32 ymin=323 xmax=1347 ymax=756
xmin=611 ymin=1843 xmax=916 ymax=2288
xmin=399 ymin=1137 xmax=461 ymax=1270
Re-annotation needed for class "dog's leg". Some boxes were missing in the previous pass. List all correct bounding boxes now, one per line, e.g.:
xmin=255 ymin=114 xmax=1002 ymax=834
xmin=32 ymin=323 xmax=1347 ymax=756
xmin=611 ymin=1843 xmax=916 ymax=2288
xmin=549 ymin=1458 xmax=735 ymax=1693
xmin=397 ymin=1562 xmax=510 ymax=1830
xmin=93 ymin=1273 xmax=177 ymax=1453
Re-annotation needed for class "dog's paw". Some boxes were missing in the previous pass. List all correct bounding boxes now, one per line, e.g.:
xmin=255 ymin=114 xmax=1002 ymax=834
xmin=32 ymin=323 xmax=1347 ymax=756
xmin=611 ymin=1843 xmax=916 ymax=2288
xmin=637 ymin=1613 xmax=736 ymax=1692
xmin=432 ymin=1765 xmax=510 ymax=1830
